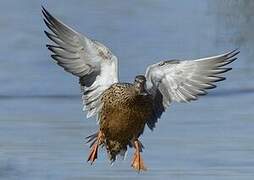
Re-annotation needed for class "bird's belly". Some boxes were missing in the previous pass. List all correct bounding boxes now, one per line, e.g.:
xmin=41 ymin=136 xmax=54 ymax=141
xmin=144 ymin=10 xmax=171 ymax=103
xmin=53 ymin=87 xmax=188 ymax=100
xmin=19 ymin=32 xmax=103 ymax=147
xmin=100 ymin=97 xmax=153 ymax=142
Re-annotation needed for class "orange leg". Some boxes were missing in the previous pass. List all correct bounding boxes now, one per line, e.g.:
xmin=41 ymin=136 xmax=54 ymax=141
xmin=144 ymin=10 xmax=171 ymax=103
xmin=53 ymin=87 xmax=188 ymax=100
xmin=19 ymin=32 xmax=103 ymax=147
xmin=87 ymin=131 xmax=103 ymax=164
xmin=131 ymin=140 xmax=147 ymax=172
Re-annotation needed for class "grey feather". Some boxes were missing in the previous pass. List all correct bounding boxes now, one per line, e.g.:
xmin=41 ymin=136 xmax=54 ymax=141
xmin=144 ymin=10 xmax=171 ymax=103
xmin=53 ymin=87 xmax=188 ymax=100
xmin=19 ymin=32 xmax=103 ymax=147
xmin=42 ymin=6 xmax=119 ymax=119
xmin=145 ymin=49 xmax=239 ymax=128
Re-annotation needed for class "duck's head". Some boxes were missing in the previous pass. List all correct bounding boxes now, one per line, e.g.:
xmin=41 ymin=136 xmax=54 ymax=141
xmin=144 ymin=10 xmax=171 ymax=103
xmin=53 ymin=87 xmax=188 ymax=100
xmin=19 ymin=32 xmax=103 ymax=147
xmin=134 ymin=75 xmax=147 ymax=95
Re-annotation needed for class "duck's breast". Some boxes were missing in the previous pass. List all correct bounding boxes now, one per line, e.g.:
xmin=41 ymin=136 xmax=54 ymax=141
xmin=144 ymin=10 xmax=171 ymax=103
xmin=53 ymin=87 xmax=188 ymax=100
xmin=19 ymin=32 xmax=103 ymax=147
xmin=99 ymin=84 xmax=153 ymax=140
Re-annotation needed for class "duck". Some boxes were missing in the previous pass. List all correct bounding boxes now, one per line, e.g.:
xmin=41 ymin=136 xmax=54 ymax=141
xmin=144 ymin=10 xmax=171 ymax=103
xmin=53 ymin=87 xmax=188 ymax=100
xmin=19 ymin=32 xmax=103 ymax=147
xmin=42 ymin=6 xmax=239 ymax=171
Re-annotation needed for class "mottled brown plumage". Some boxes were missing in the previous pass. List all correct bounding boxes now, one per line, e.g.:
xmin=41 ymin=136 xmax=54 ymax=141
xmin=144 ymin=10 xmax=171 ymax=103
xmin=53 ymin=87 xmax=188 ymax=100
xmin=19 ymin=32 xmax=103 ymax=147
xmin=100 ymin=82 xmax=153 ymax=160
xmin=87 ymin=76 xmax=153 ymax=170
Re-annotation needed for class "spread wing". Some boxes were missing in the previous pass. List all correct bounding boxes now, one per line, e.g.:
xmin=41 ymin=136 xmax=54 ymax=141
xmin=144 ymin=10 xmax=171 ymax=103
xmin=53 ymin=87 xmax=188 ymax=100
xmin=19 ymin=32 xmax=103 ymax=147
xmin=145 ymin=50 xmax=239 ymax=130
xmin=42 ymin=7 xmax=119 ymax=119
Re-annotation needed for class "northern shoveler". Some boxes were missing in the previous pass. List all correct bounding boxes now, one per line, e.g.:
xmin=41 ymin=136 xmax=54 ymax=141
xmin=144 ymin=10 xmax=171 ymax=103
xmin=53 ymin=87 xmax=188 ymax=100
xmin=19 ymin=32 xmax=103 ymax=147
xmin=42 ymin=6 xmax=239 ymax=171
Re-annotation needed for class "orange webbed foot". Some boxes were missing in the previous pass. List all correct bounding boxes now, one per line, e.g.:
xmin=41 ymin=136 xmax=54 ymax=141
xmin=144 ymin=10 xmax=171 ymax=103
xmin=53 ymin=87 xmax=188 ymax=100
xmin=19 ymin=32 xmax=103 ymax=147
xmin=86 ymin=131 xmax=104 ymax=164
xmin=131 ymin=140 xmax=147 ymax=172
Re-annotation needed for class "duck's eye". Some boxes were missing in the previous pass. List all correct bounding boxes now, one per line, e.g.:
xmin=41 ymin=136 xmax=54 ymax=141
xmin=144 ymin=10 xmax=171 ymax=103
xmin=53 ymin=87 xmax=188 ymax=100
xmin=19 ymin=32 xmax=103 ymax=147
xmin=159 ymin=61 xmax=165 ymax=66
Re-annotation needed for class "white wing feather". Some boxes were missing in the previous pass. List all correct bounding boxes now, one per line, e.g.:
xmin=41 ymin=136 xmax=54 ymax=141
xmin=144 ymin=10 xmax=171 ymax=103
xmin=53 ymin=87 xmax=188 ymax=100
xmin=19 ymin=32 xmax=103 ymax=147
xmin=145 ymin=50 xmax=239 ymax=109
xmin=42 ymin=7 xmax=118 ymax=119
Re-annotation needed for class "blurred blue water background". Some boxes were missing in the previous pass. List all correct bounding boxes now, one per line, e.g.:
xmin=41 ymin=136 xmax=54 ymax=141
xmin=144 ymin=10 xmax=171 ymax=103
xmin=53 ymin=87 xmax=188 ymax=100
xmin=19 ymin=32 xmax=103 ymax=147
xmin=0 ymin=0 xmax=253 ymax=179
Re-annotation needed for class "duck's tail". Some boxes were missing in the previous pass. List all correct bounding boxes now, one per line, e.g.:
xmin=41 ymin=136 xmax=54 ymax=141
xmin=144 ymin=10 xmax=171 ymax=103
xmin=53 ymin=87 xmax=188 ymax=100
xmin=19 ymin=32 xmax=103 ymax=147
xmin=105 ymin=140 xmax=127 ymax=163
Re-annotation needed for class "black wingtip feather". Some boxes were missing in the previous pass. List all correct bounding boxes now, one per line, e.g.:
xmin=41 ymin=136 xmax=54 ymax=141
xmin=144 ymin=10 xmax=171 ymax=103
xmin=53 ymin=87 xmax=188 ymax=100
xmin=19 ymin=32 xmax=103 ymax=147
xmin=218 ymin=57 xmax=237 ymax=67
xmin=44 ymin=30 xmax=49 ymax=36
xmin=46 ymin=45 xmax=62 ymax=55
xmin=51 ymin=54 xmax=58 ymax=61
xmin=205 ymin=83 xmax=217 ymax=89
xmin=229 ymin=57 xmax=238 ymax=63
xmin=44 ymin=30 xmax=56 ymax=40
xmin=41 ymin=6 xmax=50 ymax=19
xmin=41 ymin=8 xmax=49 ymax=21
xmin=46 ymin=44 xmax=61 ymax=49
xmin=198 ymin=90 xmax=208 ymax=96
xmin=47 ymin=45 xmax=63 ymax=55
xmin=225 ymin=68 xmax=232 ymax=72
xmin=43 ymin=18 xmax=54 ymax=33
xmin=227 ymin=50 xmax=240 ymax=59
xmin=41 ymin=5 xmax=46 ymax=11
xmin=218 ymin=68 xmax=232 ymax=74
xmin=227 ymin=49 xmax=240 ymax=56
xmin=214 ymin=76 xmax=226 ymax=82
xmin=42 ymin=6 xmax=58 ymax=29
